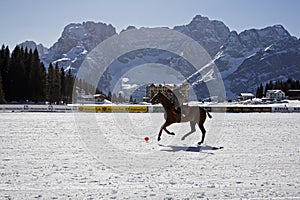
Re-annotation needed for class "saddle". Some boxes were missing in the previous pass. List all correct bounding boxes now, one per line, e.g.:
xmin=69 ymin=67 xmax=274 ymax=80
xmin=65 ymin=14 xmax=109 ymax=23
xmin=172 ymin=105 xmax=190 ymax=122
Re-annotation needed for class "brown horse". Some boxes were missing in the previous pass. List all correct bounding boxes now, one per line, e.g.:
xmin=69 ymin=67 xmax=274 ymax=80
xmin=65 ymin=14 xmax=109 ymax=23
xmin=150 ymin=92 xmax=212 ymax=145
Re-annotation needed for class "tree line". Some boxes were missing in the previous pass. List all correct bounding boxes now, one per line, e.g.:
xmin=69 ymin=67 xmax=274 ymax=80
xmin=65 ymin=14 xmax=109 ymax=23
xmin=0 ymin=45 xmax=75 ymax=104
xmin=256 ymin=78 xmax=300 ymax=98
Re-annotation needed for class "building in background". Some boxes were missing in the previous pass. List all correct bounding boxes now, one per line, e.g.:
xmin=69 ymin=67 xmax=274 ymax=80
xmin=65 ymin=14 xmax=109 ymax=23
xmin=146 ymin=83 xmax=189 ymax=102
xmin=237 ymin=93 xmax=255 ymax=102
xmin=266 ymin=90 xmax=285 ymax=101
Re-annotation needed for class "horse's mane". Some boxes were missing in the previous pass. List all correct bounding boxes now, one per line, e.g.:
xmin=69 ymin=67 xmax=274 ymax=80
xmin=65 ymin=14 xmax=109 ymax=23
xmin=154 ymin=92 xmax=174 ymax=108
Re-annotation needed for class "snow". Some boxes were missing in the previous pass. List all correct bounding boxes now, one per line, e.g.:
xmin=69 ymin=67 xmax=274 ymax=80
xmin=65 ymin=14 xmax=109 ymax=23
xmin=109 ymin=62 xmax=186 ymax=98
xmin=53 ymin=57 xmax=71 ymax=63
xmin=0 ymin=112 xmax=299 ymax=199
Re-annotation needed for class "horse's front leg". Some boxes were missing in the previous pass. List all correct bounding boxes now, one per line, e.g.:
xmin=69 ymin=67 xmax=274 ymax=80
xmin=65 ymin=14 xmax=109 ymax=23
xmin=163 ymin=127 xmax=175 ymax=135
xmin=157 ymin=121 xmax=173 ymax=141
xmin=157 ymin=126 xmax=164 ymax=141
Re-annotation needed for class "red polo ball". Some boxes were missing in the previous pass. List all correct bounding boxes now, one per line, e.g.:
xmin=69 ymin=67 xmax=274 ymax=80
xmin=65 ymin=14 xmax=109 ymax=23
xmin=144 ymin=137 xmax=149 ymax=142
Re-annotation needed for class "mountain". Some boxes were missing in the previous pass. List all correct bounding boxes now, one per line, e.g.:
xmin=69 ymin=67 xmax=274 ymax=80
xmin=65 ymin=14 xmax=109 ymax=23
xmin=18 ymin=40 xmax=48 ymax=55
xmin=174 ymin=15 xmax=231 ymax=57
xmin=21 ymin=15 xmax=300 ymax=101
xmin=213 ymin=25 xmax=300 ymax=98
xmin=41 ymin=21 xmax=117 ymax=72
xmin=173 ymin=16 xmax=300 ymax=99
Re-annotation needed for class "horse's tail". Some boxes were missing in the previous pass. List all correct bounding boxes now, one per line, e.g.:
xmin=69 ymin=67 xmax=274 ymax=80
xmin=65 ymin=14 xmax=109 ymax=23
xmin=201 ymin=107 xmax=212 ymax=119
xmin=206 ymin=110 xmax=212 ymax=119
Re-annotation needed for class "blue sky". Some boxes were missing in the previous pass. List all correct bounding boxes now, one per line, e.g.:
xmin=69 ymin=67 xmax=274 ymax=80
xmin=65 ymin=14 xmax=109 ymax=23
xmin=1 ymin=0 xmax=299 ymax=48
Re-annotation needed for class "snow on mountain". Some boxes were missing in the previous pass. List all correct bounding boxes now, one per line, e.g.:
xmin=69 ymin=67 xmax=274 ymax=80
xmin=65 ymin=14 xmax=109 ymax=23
xmin=20 ymin=16 xmax=300 ymax=101
xmin=173 ymin=16 xmax=300 ymax=100
xmin=41 ymin=21 xmax=116 ymax=72
xmin=97 ymin=48 xmax=196 ymax=99
xmin=173 ymin=15 xmax=231 ymax=57
xmin=214 ymin=24 xmax=300 ymax=99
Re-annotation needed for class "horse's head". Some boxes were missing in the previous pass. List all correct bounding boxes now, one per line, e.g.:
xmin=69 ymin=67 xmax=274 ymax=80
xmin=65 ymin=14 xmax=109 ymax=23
xmin=150 ymin=92 xmax=163 ymax=105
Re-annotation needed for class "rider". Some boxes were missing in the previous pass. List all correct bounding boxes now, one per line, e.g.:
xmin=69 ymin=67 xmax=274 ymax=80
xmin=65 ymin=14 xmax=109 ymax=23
xmin=165 ymin=86 xmax=185 ymax=115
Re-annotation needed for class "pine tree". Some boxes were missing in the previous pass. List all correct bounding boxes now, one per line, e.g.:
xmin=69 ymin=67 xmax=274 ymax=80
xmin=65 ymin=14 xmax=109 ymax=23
xmin=52 ymin=64 xmax=61 ymax=103
xmin=29 ymin=49 xmax=46 ymax=102
xmin=46 ymin=63 xmax=55 ymax=102
xmin=256 ymin=83 xmax=264 ymax=98
xmin=0 ymin=45 xmax=10 ymax=100
xmin=65 ymin=69 xmax=74 ymax=103
xmin=60 ymin=67 xmax=66 ymax=103
xmin=264 ymin=82 xmax=269 ymax=96
xmin=255 ymin=84 xmax=263 ymax=98
xmin=0 ymin=72 xmax=5 ymax=103
xmin=257 ymin=78 xmax=300 ymax=99
xmin=7 ymin=46 xmax=26 ymax=101
xmin=129 ymin=95 xmax=133 ymax=103
xmin=24 ymin=48 xmax=32 ymax=100
xmin=112 ymin=93 xmax=117 ymax=103
xmin=118 ymin=93 xmax=124 ymax=103
xmin=107 ymin=91 xmax=112 ymax=101
xmin=286 ymin=78 xmax=292 ymax=91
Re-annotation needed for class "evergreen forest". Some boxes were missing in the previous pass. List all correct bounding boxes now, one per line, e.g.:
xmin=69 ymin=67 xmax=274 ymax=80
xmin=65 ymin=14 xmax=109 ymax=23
xmin=0 ymin=45 xmax=75 ymax=104
xmin=256 ymin=79 xmax=300 ymax=98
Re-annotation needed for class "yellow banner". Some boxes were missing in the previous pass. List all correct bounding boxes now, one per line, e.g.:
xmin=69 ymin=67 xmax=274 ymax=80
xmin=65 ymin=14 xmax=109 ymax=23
xmin=78 ymin=105 xmax=148 ymax=113
xmin=129 ymin=106 xmax=148 ymax=113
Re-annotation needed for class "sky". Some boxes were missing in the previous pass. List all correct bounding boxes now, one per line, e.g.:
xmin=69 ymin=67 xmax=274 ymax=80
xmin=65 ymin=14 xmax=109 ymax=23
xmin=1 ymin=0 xmax=299 ymax=49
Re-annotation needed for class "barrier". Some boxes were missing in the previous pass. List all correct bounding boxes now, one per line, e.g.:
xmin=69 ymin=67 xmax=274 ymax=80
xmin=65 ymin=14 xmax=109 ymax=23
xmin=77 ymin=105 xmax=148 ymax=113
xmin=205 ymin=106 xmax=271 ymax=113
xmin=0 ymin=105 xmax=73 ymax=112
xmin=129 ymin=106 xmax=148 ymax=113
xmin=272 ymin=106 xmax=300 ymax=113
xmin=293 ymin=107 xmax=300 ymax=112
xmin=77 ymin=104 xmax=300 ymax=113
xmin=225 ymin=107 xmax=272 ymax=113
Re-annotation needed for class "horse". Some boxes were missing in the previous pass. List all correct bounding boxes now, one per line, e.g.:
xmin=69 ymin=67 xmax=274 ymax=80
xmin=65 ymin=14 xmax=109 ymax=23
xmin=150 ymin=92 xmax=212 ymax=145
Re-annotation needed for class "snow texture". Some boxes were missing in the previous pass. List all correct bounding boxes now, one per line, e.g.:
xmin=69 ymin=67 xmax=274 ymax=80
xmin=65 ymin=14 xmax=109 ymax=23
xmin=0 ymin=112 xmax=299 ymax=199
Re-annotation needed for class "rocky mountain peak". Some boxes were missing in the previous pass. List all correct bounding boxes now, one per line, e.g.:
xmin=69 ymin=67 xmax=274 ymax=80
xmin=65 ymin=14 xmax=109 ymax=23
xmin=51 ymin=21 xmax=116 ymax=55
xmin=190 ymin=15 xmax=210 ymax=24
xmin=19 ymin=15 xmax=300 ymax=100
xmin=238 ymin=25 xmax=291 ymax=50
xmin=18 ymin=40 xmax=48 ymax=55
xmin=214 ymin=23 xmax=300 ymax=99
xmin=121 ymin=25 xmax=137 ymax=33
xmin=174 ymin=15 xmax=230 ymax=56
xmin=41 ymin=21 xmax=117 ymax=71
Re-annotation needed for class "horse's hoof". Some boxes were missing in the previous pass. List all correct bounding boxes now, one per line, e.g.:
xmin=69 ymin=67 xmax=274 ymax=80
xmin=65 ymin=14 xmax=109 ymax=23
xmin=158 ymin=137 xmax=161 ymax=141
xmin=170 ymin=132 xmax=175 ymax=135
xmin=197 ymin=141 xmax=203 ymax=145
xmin=181 ymin=136 xmax=186 ymax=141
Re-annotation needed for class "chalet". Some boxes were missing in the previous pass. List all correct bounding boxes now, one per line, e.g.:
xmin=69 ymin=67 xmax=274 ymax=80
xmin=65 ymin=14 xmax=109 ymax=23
xmin=94 ymin=94 xmax=106 ymax=102
xmin=237 ymin=93 xmax=255 ymax=102
xmin=266 ymin=90 xmax=285 ymax=101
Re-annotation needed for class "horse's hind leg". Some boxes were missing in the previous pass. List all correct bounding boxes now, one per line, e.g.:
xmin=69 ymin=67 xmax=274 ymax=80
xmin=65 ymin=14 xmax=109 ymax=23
xmin=181 ymin=121 xmax=196 ymax=140
xmin=197 ymin=124 xmax=206 ymax=145
xmin=198 ymin=108 xmax=207 ymax=145
xmin=157 ymin=127 xmax=163 ymax=141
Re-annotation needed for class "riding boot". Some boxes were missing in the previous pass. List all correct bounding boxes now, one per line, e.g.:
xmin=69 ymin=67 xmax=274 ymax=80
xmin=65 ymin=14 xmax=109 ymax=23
xmin=175 ymin=107 xmax=181 ymax=122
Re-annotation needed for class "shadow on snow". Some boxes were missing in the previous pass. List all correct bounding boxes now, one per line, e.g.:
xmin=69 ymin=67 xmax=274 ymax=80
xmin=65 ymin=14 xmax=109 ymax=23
xmin=159 ymin=144 xmax=224 ymax=153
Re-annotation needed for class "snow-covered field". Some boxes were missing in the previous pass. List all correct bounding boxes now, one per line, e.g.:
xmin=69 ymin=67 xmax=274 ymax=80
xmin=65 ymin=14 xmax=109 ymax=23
xmin=0 ymin=112 xmax=299 ymax=199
